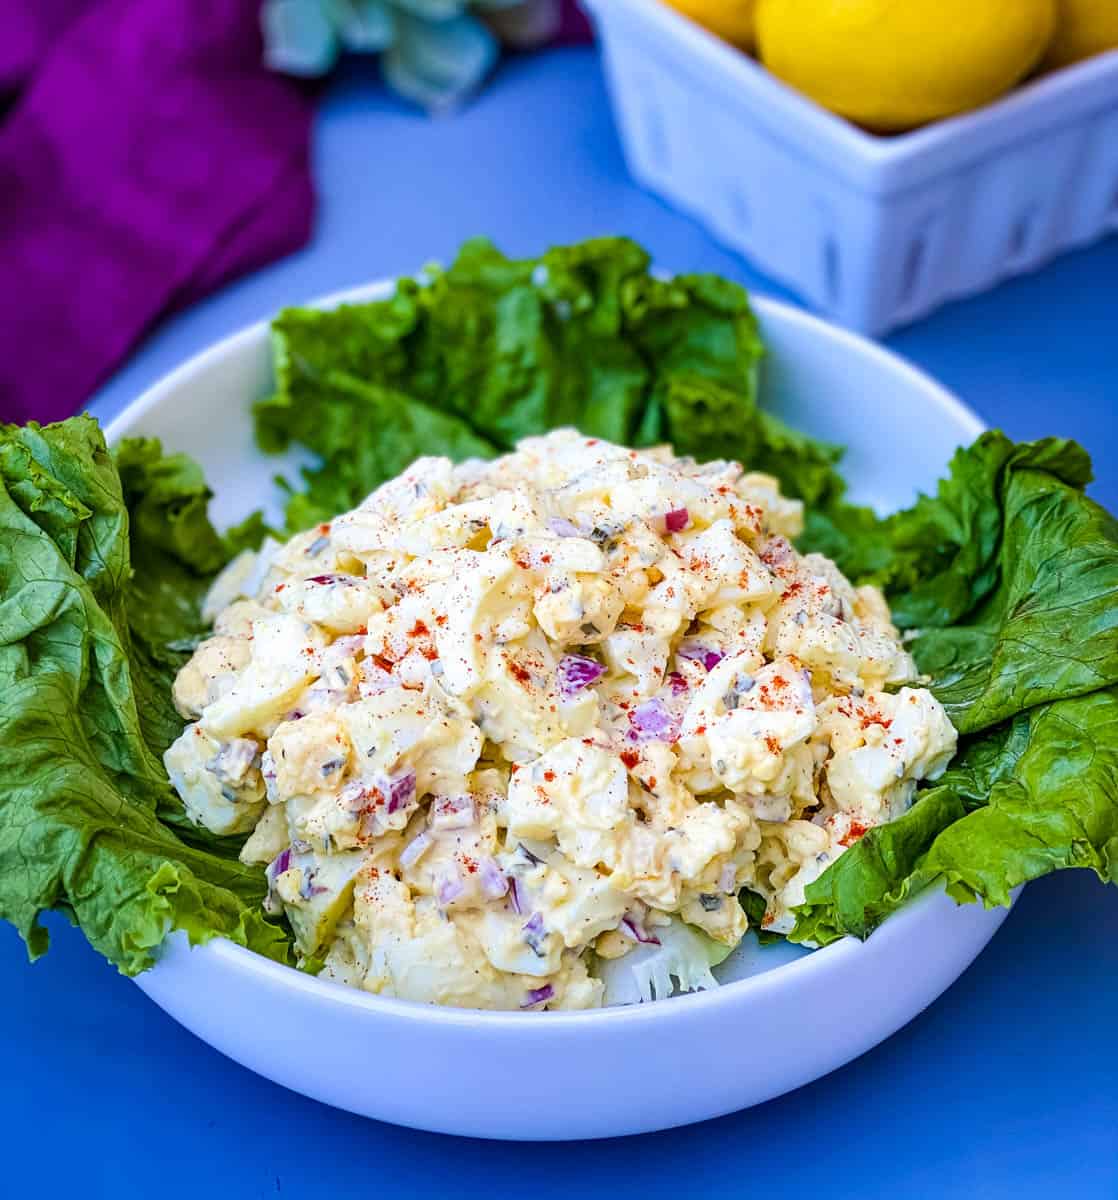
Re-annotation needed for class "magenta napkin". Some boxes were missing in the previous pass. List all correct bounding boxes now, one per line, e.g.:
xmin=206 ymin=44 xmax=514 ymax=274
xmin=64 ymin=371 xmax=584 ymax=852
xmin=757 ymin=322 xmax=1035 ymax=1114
xmin=0 ymin=0 xmax=314 ymax=425
xmin=555 ymin=0 xmax=593 ymax=44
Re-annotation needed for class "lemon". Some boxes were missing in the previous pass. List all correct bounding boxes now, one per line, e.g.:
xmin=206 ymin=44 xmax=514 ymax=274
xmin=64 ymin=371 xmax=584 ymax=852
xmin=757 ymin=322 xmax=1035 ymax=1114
xmin=1044 ymin=0 xmax=1118 ymax=68
xmin=660 ymin=0 xmax=756 ymax=51
xmin=755 ymin=0 xmax=1057 ymax=132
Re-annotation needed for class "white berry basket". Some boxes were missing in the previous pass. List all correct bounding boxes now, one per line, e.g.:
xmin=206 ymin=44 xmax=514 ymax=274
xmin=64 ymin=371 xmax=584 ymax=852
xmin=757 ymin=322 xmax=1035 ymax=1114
xmin=582 ymin=0 xmax=1118 ymax=335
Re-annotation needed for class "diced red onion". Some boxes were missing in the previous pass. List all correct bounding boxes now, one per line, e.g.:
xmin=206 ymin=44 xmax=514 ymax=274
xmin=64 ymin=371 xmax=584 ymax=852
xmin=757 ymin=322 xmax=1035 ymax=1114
xmin=478 ymin=857 xmax=509 ymax=899
xmin=399 ymin=831 xmax=432 ymax=870
xmin=678 ymin=642 xmax=724 ymax=672
xmin=436 ymin=869 xmax=465 ymax=907
xmin=520 ymin=984 xmax=554 ymax=1009
xmin=667 ymin=671 xmax=688 ymax=696
xmin=300 ymin=870 xmax=328 ymax=900
xmin=547 ymin=517 xmax=581 ymax=538
xmin=386 ymin=770 xmax=416 ymax=814
xmin=207 ymin=737 xmax=259 ymax=783
xmin=432 ymin=793 xmax=475 ymax=829
xmin=663 ymin=507 xmax=690 ymax=533
xmin=760 ymin=536 xmax=795 ymax=568
xmin=522 ymin=912 xmax=548 ymax=956
xmin=557 ymin=654 xmax=605 ymax=697
xmin=268 ymin=848 xmax=292 ymax=880
xmin=719 ymin=863 xmax=737 ymax=894
xmin=339 ymin=780 xmax=368 ymax=812
xmin=262 ymin=753 xmax=279 ymax=803
xmin=620 ymin=915 xmax=661 ymax=946
xmin=359 ymin=665 xmax=397 ymax=697
xmin=508 ymin=875 xmax=524 ymax=915
xmin=305 ymin=574 xmax=339 ymax=585
xmin=627 ymin=698 xmax=680 ymax=744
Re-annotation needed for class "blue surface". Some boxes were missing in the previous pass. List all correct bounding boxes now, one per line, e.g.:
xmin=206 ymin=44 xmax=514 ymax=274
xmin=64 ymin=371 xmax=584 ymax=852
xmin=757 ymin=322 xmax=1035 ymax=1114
xmin=6 ymin=47 xmax=1118 ymax=1197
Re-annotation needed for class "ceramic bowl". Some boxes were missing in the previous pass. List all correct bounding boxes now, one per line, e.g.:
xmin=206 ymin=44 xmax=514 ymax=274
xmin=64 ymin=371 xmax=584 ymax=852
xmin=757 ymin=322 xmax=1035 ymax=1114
xmin=109 ymin=282 xmax=1005 ymax=1140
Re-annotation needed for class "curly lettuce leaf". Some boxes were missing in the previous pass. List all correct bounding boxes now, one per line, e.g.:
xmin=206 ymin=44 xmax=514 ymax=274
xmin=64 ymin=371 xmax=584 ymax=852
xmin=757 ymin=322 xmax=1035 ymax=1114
xmin=905 ymin=441 xmax=1118 ymax=733
xmin=255 ymin=237 xmax=775 ymax=531
xmin=793 ymin=435 xmax=1118 ymax=944
xmin=0 ymin=417 xmax=291 ymax=974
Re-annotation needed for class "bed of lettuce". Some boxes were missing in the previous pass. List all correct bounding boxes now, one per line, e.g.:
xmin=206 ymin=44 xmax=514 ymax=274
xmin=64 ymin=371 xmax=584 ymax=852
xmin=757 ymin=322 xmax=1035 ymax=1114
xmin=1 ymin=236 xmax=1115 ymax=977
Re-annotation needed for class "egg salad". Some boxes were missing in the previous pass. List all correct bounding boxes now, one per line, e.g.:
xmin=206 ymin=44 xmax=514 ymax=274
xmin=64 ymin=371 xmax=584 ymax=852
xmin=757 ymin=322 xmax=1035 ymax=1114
xmin=165 ymin=430 xmax=957 ymax=1010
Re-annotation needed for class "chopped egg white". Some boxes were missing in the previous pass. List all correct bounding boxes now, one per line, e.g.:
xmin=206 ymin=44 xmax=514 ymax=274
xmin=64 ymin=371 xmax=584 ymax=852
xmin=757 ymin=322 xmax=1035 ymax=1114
xmin=167 ymin=430 xmax=957 ymax=1010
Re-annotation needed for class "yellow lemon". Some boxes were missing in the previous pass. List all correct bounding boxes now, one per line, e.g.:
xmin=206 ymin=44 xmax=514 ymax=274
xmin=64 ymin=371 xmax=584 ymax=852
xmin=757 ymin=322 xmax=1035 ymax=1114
xmin=660 ymin=0 xmax=756 ymax=51
xmin=755 ymin=0 xmax=1057 ymax=132
xmin=1044 ymin=0 xmax=1118 ymax=68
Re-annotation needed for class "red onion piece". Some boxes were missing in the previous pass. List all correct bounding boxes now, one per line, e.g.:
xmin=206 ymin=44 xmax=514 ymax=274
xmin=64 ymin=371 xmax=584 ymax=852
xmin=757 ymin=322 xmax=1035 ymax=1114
xmin=431 ymin=793 xmax=475 ymax=829
xmin=627 ymin=698 xmax=680 ymax=744
xmin=678 ymin=642 xmax=724 ymax=672
xmin=300 ymin=870 xmax=328 ymax=900
xmin=508 ymin=875 xmax=524 ymax=915
xmin=436 ymin=869 xmax=465 ymax=907
xmin=557 ymin=654 xmax=605 ymax=697
xmin=399 ymin=831 xmax=432 ymax=870
xmin=339 ymin=780 xmax=367 ymax=812
xmin=520 ymin=984 xmax=555 ymax=1009
xmin=620 ymin=914 xmax=661 ymax=946
xmin=386 ymin=770 xmax=416 ymax=814
xmin=479 ymin=857 xmax=509 ymax=899
xmin=547 ymin=516 xmax=581 ymax=538
xmin=759 ymin=536 xmax=795 ymax=568
xmin=268 ymin=848 xmax=291 ymax=880
xmin=719 ymin=863 xmax=738 ymax=894
xmin=663 ymin=507 xmax=690 ymax=533
xmin=667 ymin=670 xmax=689 ymax=696
xmin=522 ymin=912 xmax=548 ymax=956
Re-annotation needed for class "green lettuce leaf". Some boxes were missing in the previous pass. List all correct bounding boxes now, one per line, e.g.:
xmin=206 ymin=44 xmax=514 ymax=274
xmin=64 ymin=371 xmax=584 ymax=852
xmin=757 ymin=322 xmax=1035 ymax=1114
xmin=254 ymin=237 xmax=777 ymax=531
xmin=905 ymin=438 xmax=1118 ymax=734
xmin=793 ymin=435 xmax=1118 ymax=944
xmin=0 ymin=417 xmax=291 ymax=974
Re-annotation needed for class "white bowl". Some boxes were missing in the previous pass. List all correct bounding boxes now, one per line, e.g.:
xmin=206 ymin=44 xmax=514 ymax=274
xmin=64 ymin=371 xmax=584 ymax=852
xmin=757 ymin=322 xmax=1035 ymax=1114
xmin=110 ymin=283 xmax=1004 ymax=1140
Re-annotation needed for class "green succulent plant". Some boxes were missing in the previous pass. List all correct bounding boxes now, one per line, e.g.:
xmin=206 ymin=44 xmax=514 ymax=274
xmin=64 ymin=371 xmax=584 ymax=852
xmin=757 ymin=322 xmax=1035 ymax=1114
xmin=262 ymin=0 xmax=543 ymax=110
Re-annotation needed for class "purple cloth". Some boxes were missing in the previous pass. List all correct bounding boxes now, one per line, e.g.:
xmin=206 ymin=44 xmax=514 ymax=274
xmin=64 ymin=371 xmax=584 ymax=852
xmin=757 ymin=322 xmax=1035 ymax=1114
xmin=0 ymin=0 xmax=314 ymax=425
xmin=555 ymin=0 xmax=593 ymax=44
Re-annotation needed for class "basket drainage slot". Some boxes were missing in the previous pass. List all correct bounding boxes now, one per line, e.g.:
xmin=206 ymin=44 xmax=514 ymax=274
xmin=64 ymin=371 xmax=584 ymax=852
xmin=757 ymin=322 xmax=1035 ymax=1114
xmin=1006 ymin=209 xmax=1038 ymax=265
xmin=822 ymin=236 xmax=841 ymax=309
xmin=899 ymin=233 xmax=929 ymax=308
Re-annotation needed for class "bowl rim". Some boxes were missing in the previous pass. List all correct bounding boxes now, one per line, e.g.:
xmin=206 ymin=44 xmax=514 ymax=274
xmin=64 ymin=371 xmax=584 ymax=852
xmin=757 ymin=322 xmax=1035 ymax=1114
xmin=115 ymin=278 xmax=987 ymax=1027
xmin=105 ymin=281 xmax=986 ymax=445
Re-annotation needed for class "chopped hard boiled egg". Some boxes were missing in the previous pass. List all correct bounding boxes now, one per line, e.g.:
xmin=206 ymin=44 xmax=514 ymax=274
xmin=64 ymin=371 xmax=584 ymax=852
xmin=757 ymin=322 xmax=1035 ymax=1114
xmin=167 ymin=429 xmax=957 ymax=1009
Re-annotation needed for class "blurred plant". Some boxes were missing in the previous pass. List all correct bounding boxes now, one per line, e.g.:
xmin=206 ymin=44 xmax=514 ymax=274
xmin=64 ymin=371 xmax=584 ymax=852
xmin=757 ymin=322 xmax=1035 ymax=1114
xmin=261 ymin=0 xmax=563 ymax=110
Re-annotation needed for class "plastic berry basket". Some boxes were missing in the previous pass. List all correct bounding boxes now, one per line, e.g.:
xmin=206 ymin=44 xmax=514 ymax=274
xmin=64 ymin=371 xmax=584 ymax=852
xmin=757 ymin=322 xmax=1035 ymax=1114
xmin=581 ymin=0 xmax=1118 ymax=335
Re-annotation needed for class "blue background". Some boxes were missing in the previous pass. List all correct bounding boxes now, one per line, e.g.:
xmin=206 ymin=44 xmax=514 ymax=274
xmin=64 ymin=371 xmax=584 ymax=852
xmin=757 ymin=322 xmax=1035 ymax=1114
xmin=6 ymin=48 xmax=1117 ymax=1197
